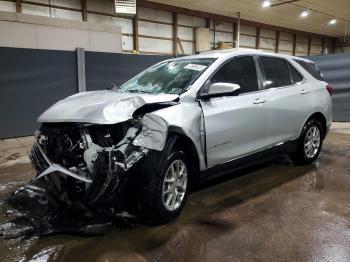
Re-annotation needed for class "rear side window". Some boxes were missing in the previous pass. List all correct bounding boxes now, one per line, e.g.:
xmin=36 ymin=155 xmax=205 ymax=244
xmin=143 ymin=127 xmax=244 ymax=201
xmin=288 ymin=63 xmax=303 ymax=84
xmin=293 ymin=59 xmax=324 ymax=81
xmin=260 ymin=56 xmax=293 ymax=88
xmin=210 ymin=56 xmax=259 ymax=94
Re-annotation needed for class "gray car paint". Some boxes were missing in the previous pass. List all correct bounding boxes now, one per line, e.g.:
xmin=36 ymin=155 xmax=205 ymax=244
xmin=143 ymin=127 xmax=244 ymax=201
xmin=38 ymin=90 xmax=179 ymax=124
xmin=36 ymin=49 xmax=332 ymax=172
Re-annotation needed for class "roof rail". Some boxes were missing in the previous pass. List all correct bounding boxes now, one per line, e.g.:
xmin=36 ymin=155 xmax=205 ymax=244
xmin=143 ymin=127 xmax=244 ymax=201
xmin=199 ymin=48 xmax=263 ymax=54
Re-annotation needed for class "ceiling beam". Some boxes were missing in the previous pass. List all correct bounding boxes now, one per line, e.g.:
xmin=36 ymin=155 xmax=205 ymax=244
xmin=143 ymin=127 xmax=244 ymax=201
xmin=133 ymin=11 xmax=139 ymax=53
xmin=81 ymin=0 xmax=87 ymax=21
xmin=292 ymin=33 xmax=296 ymax=56
xmin=255 ymin=27 xmax=260 ymax=49
xmin=271 ymin=0 xmax=300 ymax=7
xmin=275 ymin=31 xmax=280 ymax=53
xmin=273 ymin=0 xmax=350 ymax=23
xmin=173 ymin=12 xmax=178 ymax=55
xmin=15 ymin=0 xmax=22 ymax=13
xmin=137 ymin=0 xmax=331 ymax=39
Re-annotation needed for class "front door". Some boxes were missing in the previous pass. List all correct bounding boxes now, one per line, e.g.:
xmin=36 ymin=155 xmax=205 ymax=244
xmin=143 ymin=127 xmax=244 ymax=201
xmin=200 ymin=56 xmax=270 ymax=168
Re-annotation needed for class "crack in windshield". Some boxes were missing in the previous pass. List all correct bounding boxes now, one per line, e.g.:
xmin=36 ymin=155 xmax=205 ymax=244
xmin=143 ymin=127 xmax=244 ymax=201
xmin=113 ymin=58 xmax=215 ymax=95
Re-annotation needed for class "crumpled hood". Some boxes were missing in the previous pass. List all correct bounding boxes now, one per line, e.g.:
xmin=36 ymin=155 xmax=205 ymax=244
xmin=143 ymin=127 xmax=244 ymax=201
xmin=38 ymin=90 xmax=179 ymax=124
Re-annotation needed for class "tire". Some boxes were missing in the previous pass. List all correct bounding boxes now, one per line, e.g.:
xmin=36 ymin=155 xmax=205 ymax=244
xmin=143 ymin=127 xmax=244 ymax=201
xmin=139 ymin=146 xmax=189 ymax=224
xmin=291 ymin=119 xmax=323 ymax=165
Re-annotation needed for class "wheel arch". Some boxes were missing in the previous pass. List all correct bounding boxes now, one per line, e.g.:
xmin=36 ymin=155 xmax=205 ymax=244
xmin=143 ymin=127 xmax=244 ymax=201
xmin=303 ymin=112 xmax=327 ymax=139
xmin=166 ymin=126 xmax=201 ymax=190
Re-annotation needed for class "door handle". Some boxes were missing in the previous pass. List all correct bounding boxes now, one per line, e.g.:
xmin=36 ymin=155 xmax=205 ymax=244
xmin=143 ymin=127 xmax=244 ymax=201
xmin=300 ymin=89 xmax=308 ymax=95
xmin=253 ymin=98 xmax=267 ymax=104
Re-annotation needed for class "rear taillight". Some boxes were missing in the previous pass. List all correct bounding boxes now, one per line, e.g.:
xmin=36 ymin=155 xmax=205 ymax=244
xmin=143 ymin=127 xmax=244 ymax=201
xmin=326 ymin=84 xmax=333 ymax=96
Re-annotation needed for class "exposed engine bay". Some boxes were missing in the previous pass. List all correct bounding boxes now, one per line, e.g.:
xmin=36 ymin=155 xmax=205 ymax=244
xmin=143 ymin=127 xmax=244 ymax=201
xmin=31 ymin=120 xmax=149 ymax=205
xmin=3 ymin=115 xmax=169 ymax=237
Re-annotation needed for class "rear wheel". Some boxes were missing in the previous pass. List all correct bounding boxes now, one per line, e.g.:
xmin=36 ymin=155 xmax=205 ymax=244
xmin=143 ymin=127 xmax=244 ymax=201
xmin=140 ymin=148 xmax=189 ymax=224
xmin=291 ymin=119 xmax=323 ymax=165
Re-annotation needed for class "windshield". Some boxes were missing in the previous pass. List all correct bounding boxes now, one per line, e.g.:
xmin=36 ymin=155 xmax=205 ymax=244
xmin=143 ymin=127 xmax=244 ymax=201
xmin=115 ymin=58 xmax=215 ymax=95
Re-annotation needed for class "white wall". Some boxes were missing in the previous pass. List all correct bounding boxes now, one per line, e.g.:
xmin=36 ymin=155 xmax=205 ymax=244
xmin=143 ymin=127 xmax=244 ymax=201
xmin=210 ymin=19 xmax=234 ymax=49
xmin=21 ymin=0 xmax=82 ymax=20
xmin=0 ymin=0 xmax=15 ymax=12
xmin=138 ymin=6 xmax=173 ymax=54
xmin=0 ymin=11 xmax=122 ymax=52
xmin=0 ymin=0 xmax=334 ymax=56
xmin=279 ymin=32 xmax=293 ymax=55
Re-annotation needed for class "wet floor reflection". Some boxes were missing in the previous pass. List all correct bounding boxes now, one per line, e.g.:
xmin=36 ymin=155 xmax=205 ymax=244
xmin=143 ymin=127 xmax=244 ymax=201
xmin=0 ymin=132 xmax=349 ymax=261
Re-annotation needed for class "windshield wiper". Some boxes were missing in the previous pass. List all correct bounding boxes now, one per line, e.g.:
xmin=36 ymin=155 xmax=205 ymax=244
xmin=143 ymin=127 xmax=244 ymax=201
xmin=126 ymin=90 xmax=152 ymax=94
xmin=108 ymin=83 xmax=119 ymax=90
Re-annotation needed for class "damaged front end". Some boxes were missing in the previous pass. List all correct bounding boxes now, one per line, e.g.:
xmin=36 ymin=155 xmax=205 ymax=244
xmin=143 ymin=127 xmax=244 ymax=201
xmin=31 ymin=120 xmax=149 ymax=205
xmin=4 ymin=116 xmax=168 ymax=237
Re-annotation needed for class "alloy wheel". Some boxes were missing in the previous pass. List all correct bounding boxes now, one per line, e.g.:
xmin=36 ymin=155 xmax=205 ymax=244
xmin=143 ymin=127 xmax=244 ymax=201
xmin=304 ymin=126 xmax=321 ymax=158
xmin=162 ymin=159 xmax=188 ymax=211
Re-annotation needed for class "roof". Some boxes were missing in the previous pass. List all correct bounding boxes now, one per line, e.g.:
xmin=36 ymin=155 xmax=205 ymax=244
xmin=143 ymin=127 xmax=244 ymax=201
xmin=172 ymin=48 xmax=299 ymax=60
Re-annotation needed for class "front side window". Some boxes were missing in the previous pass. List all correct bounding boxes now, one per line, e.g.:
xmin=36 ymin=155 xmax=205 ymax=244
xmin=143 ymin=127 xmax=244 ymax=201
xmin=260 ymin=56 xmax=293 ymax=88
xmin=210 ymin=56 xmax=259 ymax=94
xmin=115 ymin=58 xmax=215 ymax=95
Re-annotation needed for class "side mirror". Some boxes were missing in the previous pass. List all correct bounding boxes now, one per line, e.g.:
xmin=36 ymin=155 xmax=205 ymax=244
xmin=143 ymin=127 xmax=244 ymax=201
xmin=200 ymin=82 xmax=241 ymax=100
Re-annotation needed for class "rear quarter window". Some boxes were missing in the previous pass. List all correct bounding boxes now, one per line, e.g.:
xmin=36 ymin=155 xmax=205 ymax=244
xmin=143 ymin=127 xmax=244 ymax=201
xmin=293 ymin=59 xmax=324 ymax=81
xmin=288 ymin=62 xmax=304 ymax=84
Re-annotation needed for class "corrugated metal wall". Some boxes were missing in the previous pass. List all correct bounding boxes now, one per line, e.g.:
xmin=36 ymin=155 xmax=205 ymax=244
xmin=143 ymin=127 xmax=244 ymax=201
xmin=0 ymin=47 xmax=168 ymax=139
xmin=306 ymin=53 xmax=350 ymax=121
xmin=0 ymin=47 xmax=78 ymax=138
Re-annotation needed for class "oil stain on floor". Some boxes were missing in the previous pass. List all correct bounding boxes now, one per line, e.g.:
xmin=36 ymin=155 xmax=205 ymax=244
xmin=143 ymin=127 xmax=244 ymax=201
xmin=0 ymin=131 xmax=349 ymax=262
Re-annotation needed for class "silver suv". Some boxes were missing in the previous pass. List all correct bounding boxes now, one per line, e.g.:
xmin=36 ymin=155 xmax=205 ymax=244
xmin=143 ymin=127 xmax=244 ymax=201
xmin=31 ymin=49 xmax=332 ymax=223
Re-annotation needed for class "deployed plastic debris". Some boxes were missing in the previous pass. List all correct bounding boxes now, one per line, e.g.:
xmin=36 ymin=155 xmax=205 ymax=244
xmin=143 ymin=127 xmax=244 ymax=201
xmin=0 ymin=118 xmax=165 ymax=237
xmin=1 ymin=179 xmax=141 ymax=238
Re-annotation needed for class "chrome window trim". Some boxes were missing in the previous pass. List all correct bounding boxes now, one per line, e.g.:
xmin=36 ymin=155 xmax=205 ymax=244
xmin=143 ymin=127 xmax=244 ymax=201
xmin=197 ymin=54 xmax=308 ymax=101
xmin=207 ymin=79 xmax=305 ymax=100
xmin=257 ymin=55 xmax=306 ymax=90
xmin=196 ymin=54 xmax=261 ymax=99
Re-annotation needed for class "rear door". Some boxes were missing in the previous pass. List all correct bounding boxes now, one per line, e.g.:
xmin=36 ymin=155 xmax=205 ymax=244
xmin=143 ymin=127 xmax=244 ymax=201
xmin=200 ymin=56 xmax=270 ymax=168
xmin=257 ymin=56 xmax=312 ymax=146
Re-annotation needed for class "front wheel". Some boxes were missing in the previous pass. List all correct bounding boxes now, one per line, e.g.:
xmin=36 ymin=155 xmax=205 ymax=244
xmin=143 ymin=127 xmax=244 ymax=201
xmin=291 ymin=119 xmax=323 ymax=165
xmin=140 ymin=149 xmax=189 ymax=224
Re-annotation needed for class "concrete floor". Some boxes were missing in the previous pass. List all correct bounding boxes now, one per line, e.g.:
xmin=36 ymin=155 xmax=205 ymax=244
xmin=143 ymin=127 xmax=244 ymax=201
xmin=0 ymin=123 xmax=350 ymax=261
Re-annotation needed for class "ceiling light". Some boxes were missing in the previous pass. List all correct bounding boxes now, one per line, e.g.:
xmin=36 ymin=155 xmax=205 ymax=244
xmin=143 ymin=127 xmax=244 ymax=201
xmin=329 ymin=19 xmax=337 ymax=25
xmin=262 ymin=1 xmax=271 ymax=8
xmin=300 ymin=10 xmax=309 ymax=18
